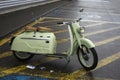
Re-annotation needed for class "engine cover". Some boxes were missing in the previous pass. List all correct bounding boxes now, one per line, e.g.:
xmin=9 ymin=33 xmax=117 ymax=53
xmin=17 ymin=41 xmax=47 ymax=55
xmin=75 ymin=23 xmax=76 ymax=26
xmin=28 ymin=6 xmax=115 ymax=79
xmin=11 ymin=32 xmax=56 ymax=54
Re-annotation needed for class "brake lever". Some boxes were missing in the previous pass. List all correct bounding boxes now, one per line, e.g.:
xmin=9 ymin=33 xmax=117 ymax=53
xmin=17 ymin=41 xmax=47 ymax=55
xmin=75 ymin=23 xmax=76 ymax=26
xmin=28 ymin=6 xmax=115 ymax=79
xmin=76 ymin=18 xmax=82 ymax=22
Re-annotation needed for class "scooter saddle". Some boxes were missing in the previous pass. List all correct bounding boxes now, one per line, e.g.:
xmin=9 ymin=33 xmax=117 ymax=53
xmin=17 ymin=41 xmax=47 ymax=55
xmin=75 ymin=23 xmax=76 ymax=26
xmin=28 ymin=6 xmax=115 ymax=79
xmin=25 ymin=26 xmax=52 ymax=32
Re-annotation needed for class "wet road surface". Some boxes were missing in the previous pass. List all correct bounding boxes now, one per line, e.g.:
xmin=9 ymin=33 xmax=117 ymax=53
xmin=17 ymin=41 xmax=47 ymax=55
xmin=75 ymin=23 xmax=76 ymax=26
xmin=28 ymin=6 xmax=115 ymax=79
xmin=0 ymin=0 xmax=120 ymax=80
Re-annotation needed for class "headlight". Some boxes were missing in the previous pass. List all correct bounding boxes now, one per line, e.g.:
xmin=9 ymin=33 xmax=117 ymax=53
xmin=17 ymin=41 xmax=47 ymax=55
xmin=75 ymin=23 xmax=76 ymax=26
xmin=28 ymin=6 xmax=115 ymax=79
xmin=77 ymin=27 xmax=85 ymax=33
xmin=80 ymin=28 xmax=85 ymax=33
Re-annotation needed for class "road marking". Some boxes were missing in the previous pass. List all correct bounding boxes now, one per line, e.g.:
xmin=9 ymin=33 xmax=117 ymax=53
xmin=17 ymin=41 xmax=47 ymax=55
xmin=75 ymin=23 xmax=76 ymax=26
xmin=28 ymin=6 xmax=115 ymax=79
xmin=0 ymin=26 xmax=119 ymax=60
xmin=85 ymin=27 xmax=120 ymax=36
xmin=57 ymin=38 xmax=70 ymax=44
xmin=44 ymin=17 xmax=120 ymax=24
xmin=60 ymin=51 xmax=120 ymax=80
xmin=85 ymin=22 xmax=106 ymax=28
xmin=0 ymin=57 xmax=57 ymax=77
xmin=54 ymin=30 xmax=68 ymax=34
xmin=0 ymin=51 xmax=12 ymax=59
xmin=27 ymin=17 xmax=45 ymax=26
xmin=0 ymin=35 xmax=118 ymax=78
xmin=95 ymin=36 xmax=120 ymax=46
xmin=0 ymin=38 xmax=69 ymax=77
xmin=0 ymin=16 xmax=118 ymax=47
xmin=0 ymin=17 xmax=120 ymax=79
xmin=77 ymin=76 xmax=115 ymax=80
xmin=53 ymin=24 xmax=120 ymax=35
xmin=82 ymin=20 xmax=120 ymax=24
xmin=51 ymin=22 xmax=106 ymax=34
xmin=43 ymin=17 xmax=72 ymax=21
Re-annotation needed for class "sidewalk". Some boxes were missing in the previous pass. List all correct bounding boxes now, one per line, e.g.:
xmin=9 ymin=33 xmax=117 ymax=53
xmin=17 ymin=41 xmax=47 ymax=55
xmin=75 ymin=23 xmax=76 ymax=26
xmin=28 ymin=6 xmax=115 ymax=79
xmin=0 ymin=0 xmax=60 ymax=14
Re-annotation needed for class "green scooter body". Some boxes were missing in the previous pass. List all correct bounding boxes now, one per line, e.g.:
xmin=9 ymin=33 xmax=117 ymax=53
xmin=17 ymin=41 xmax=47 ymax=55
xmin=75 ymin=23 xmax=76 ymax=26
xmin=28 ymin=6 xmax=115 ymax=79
xmin=11 ymin=31 xmax=57 ymax=54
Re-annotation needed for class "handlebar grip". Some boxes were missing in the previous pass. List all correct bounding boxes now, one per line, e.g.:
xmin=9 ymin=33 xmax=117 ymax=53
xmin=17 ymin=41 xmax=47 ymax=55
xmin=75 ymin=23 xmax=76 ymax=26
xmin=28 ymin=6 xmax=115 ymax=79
xmin=57 ymin=22 xmax=64 ymax=24
xmin=76 ymin=18 xmax=82 ymax=22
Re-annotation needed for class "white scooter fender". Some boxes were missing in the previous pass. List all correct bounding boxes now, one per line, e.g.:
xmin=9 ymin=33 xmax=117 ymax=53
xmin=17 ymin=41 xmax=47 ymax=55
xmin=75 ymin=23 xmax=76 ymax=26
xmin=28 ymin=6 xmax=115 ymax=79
xmin=80 ymin=38 xmax=95 ymax=48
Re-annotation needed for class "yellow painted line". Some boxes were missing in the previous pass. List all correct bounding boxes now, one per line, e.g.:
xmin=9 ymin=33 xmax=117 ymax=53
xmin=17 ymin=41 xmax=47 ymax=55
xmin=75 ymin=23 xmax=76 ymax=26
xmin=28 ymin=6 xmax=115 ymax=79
xmin=44 ymin=17 xmax=120 ymax=24
xmin=96 ymin=52 xmax=120 ymax=70
xmin=34 ymin=36 xmax=120 ymax=79
xmin=58 ymin=36 xmax=120 ymax=47
xmin=95 ymin=36 xmax=120 ymax=46
xmin=0 ymin=57 xmax=57 ymax=77
xmin=19 ymin=70 xmax=67 ymax=79
xmin=37 ymin=19 xmax=66 ymax=24
xmin=0 ymin=17 xmax=45 ymax=46
xmin=0 ymin=36 xmax=119 ymax=78
xmin=43 ymin=17 xmax=72 ymax=21
xmin=85 ymin=27 xmax=120 ymax=36
xmin=57 ymin=38 xmax=70 ymax=44
xmin=77 ymin=75 xmax=115 ymax=80
xmin=60 ymin=35 xmax=120 ymax=46
xmin=27 ymin=17 xmax=45 ymax=26
xmin=60 ymin=51 xmax=120 ymax=80
xmin=0 ymin=26 xmax=119 ymax=62
xmin=37 ymin=17 xmax=71 ymax=23
xmin=54 ymin=29 xmax=68 ymax=34
xmin=85 ymin=22 xmax=106 ymax=28
xmin=0 ymin=16 xmax=120 ymax=78
xmin=82 ymin=19 xmax=120 ymax=24
xmin=0 ymin=37 xmax=11 ymax=46
xmin=0 ymin=51 xmax=12 ymax=59
xmin=53 ymin=24 xmax=120 ymax=35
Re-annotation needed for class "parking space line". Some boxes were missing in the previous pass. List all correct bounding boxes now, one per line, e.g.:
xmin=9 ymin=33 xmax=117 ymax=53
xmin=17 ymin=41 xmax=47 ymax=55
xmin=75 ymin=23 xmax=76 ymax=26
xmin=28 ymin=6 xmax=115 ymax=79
xmin=95 ymin=36 xmax=120 ymax=46
xmin=82 ymin=20 xmax=120 ymax=24
xmin=85 ymin=27 xmax=120 ymax=36
xmin=44 ymin=17 xmax=120 ymax=24
xmin=27 ymin=17 xmax=45 ymax=27
xmin=85 ymin=22 xmax=106 ymax=28
xmin=0 ymin=57 xmax=57 ymax=77
xmin=0 ymin=17 xmax=116 ymax=47
xmin=0 ymin=17 xmax=120 ymax=79
xmin=0 ymin=51 xmax=12 ymax=59
xmin=43 ymin=17 xmax=72 ymax=21
xmin=60 ymin=51 xmax=120 ymax=80
xmin=77 ymin=76 xmax=115 ymax=80
xmin=0 ymin=26 xmax=119 ymax=61
xmin=0 ymin=35 xmax=118 ymax=78
xmin=57 ymin=38 xmax=70 ymax=44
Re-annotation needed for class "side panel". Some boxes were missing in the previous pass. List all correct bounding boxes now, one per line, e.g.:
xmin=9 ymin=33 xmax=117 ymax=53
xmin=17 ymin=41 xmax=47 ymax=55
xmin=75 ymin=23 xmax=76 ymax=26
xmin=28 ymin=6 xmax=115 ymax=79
xmin=11 ymin=32 xmax=57 ymax=54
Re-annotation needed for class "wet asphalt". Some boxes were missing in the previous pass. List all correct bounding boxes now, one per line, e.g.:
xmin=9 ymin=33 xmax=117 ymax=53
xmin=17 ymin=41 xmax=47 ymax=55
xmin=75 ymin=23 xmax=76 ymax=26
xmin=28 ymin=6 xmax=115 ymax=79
xmin=0 ymin=0 xmax=120 ymax=80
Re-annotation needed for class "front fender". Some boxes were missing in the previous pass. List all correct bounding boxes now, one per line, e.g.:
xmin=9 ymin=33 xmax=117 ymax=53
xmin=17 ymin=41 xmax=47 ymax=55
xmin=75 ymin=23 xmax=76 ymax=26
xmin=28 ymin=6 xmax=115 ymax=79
xmin=80 ymin=38 xmax=95 ymax=48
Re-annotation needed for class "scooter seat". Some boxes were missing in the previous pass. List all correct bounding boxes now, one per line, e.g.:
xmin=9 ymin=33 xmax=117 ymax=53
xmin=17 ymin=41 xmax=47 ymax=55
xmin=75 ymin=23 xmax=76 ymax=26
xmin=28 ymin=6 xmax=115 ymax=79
xmin=37 ymin=27 xmax=52 ymax=32
xmin=25 ymin=26 xmax=37 ymax=32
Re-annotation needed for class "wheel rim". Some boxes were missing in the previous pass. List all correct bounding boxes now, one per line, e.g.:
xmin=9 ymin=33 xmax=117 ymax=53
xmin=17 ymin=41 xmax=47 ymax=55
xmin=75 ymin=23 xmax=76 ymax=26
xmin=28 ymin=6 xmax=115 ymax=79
xmin=15 ymin=52 xmax=31 ymax=59
xmin=79 ymin=46 xmax=94 ymax=67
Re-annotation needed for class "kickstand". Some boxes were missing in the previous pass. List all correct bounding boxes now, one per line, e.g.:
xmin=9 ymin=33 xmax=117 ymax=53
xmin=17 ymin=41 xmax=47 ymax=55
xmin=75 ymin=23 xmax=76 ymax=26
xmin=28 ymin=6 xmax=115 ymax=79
xmin=61 ymin=57 xmax=71 ymax=71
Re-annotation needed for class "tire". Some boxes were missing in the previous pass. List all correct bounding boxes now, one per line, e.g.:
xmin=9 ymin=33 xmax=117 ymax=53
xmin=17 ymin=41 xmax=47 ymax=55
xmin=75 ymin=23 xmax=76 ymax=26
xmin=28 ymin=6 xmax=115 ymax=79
xmin=77 ymin=46 xmax=98 ymax=70
xmin=13 ymin=51 xmax=34 ymax=61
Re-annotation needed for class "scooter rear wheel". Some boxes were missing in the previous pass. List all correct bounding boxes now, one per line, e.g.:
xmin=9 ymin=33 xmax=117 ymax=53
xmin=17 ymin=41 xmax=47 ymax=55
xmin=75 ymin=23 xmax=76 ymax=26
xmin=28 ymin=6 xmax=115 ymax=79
xmin=77 ymin=46 xmax=98 ymax=70
xmin=13 ymin=51 xmax=34 ymax=61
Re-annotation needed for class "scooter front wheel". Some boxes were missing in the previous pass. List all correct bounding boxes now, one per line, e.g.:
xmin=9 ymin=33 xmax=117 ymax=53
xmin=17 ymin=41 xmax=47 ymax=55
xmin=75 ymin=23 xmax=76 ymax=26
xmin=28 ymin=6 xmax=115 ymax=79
xmin=13 ymin=51 xmax=34 ymax=61
xmin=77 ymin=46 xmax=98 ymax=70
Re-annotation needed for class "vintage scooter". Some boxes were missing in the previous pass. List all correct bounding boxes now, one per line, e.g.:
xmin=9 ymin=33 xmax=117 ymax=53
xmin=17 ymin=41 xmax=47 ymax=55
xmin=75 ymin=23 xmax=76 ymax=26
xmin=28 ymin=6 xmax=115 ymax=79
xmin=10 ymin=10 xmax=98 ymax=70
